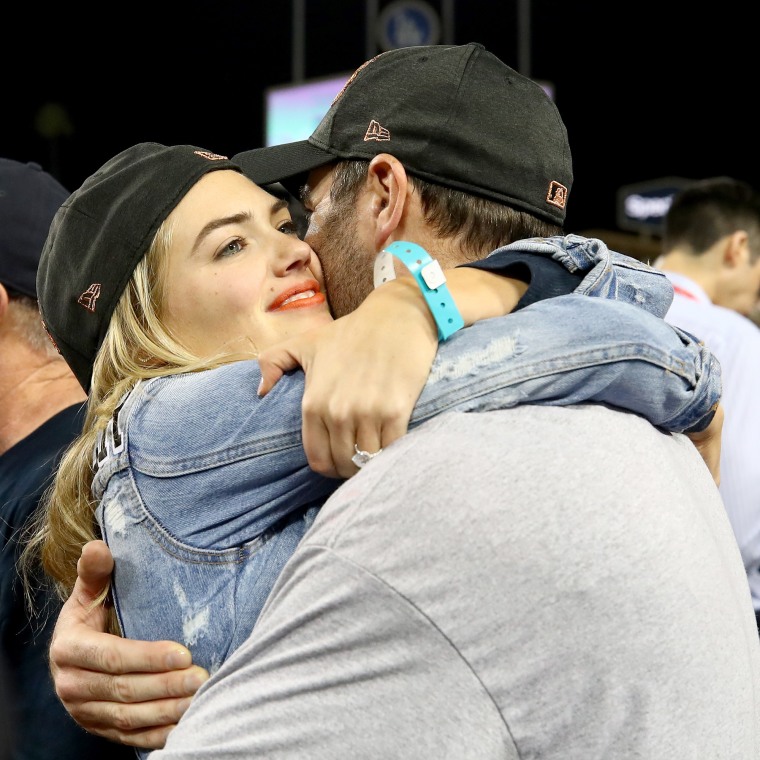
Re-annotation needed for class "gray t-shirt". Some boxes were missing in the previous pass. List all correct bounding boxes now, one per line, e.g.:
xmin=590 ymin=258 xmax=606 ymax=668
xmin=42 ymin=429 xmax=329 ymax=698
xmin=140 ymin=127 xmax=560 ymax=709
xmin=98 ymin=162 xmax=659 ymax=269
xmin=152 ymin=405 xmax=760 ymax=759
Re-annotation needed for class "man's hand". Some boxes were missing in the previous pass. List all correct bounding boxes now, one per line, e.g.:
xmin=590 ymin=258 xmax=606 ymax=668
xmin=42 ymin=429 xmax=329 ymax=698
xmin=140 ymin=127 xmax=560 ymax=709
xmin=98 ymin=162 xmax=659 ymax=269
xmin=49 ymin=541 xmax=209 ymax=749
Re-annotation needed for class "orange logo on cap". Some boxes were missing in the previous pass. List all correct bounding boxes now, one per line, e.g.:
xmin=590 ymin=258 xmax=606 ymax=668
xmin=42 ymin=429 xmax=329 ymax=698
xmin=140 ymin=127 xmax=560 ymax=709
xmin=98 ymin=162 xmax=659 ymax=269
xmin=364 ymin=120 xmax=390 ymax=142
xmin=78 ymin=284 xmax=101 ymax=312
xmin=546 ymin=181 xmax=568 ymax=209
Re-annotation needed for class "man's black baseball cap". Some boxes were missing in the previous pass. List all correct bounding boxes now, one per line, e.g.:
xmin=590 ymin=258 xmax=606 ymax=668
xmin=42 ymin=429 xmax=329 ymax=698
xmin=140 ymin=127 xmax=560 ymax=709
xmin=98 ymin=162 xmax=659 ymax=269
xmin=37 ymin=143 xmax=242 ymax=393
xmin=234 ymin=42 xmax=572 ymax=226
xmin=0 ymin=158 xmax=69 ymax=298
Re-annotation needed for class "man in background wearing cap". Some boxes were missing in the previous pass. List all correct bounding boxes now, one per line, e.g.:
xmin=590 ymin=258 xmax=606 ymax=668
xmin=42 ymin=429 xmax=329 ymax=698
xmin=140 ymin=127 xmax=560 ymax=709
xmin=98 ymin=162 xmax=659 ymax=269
xmin=48 ymin=44 xmax=760 ymax=758
xmin=0 ymin=158 xmax=134 ymax=760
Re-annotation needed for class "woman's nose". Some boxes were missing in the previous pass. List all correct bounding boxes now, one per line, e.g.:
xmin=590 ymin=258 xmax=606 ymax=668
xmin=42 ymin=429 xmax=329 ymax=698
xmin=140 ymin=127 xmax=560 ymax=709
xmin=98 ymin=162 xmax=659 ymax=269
xmin=272 ymin=234 xmax=313 ymax=275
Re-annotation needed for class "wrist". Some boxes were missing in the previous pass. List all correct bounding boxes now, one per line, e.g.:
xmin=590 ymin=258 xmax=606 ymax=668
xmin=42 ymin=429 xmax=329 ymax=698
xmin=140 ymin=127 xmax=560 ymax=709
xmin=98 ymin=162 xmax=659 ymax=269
xmin=365 ymin=276 xmax=439 ymax=341
xmin=375 ymin=242 xmax=465 ymax=341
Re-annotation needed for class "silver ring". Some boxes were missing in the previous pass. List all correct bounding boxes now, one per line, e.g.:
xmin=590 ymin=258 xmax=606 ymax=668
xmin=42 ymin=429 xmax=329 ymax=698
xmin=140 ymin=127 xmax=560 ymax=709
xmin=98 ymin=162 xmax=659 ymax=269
xmin=351 ymin=444 xmax=383 ymax=468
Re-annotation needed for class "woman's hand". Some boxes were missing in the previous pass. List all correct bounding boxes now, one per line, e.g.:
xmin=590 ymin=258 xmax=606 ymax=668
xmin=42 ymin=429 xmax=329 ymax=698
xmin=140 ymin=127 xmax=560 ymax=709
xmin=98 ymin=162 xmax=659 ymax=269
xmin=258 ymin=278 xmax=437 ymax=478
xmin=258 ymin=268 xmax=526 ymax=478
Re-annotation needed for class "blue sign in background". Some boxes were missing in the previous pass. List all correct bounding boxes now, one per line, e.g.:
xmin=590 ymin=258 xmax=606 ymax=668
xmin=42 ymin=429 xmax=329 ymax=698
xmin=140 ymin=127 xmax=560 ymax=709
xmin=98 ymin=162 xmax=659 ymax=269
xmin=378 ymin=0 xmax=441 ymax=50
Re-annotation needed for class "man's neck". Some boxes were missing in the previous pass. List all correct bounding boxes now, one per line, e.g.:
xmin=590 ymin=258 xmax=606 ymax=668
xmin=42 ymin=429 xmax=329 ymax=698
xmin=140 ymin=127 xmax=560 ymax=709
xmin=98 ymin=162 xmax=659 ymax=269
xmin=655 ymin=250 xmax=718 ymax=302
xmin=0 ymin=357 xmax=86 ymax=456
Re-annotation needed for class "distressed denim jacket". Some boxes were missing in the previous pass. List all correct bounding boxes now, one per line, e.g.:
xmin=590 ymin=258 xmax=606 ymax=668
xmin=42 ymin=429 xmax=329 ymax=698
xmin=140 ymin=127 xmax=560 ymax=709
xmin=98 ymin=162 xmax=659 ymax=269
xmin=93 ymin=236 xmax=720 ymax=705
xmin=489 ymin=233 xmax=675 ymax=315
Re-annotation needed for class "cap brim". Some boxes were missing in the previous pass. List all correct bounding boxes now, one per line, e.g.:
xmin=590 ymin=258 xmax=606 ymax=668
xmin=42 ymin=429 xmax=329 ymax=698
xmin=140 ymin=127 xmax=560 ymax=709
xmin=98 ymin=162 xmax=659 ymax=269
xmin=234 ymin=141 xmax=336 ymax=197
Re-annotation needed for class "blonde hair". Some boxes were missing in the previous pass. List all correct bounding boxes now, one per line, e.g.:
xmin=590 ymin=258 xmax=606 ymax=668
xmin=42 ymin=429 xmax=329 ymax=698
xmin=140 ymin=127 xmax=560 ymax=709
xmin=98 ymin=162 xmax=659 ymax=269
xmin=21 ymin=220 xmax=244 ymax=633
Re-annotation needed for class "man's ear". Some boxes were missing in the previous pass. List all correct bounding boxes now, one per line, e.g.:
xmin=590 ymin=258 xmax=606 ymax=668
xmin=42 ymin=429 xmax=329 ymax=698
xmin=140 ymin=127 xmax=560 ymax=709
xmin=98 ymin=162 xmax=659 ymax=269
xmin=366 ymin=154 xmax=409 ymax=249
xmin=723 ymin=230 xmax=750 ymax=268
xmin=0 ymin=283 xmax=9 ymax=322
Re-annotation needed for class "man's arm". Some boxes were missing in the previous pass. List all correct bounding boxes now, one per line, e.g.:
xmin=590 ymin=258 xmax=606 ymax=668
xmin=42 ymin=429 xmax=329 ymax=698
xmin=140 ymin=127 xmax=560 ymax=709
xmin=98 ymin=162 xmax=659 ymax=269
xmin=49 ymin=541 xmax=208 ymax=749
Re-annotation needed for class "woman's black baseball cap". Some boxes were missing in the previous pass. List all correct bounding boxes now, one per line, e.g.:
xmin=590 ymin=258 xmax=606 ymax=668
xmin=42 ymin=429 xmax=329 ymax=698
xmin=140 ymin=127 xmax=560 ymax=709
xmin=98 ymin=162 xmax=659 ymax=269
xmin=36 ymin=143 xmax=242 ymax=393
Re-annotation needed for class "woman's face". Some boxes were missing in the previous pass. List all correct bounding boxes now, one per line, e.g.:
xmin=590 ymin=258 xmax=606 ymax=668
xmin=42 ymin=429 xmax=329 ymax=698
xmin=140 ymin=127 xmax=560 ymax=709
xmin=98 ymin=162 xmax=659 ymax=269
xmin=161 ymin=170 xmax=332 ymax=358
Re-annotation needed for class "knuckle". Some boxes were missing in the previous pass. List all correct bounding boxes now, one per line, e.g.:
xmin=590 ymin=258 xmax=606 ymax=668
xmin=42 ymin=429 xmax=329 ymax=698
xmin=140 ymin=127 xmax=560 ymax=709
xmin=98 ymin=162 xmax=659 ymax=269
xmin=48 ymin=636 xmax=68 ymax=669
xmin=53 ymin=672 xmax=80 ymax=704
xmin=100 ymin=644 xmax=129 ymax=675
xmin=111 ymin=674 xmax=137 ymax=702
xmin=308 ymin=455 xmax=332 ymax=475
xmin=111 ymin=708 xmax=139 ymax=733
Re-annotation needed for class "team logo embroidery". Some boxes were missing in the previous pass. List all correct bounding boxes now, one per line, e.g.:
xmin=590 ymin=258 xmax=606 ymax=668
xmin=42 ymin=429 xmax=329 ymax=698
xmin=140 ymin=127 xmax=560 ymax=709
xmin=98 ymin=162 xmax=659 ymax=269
xmin=364 ymin=120 xmax=390 ymax=142
xmin=546 ymin=181 xmax=568 ymax=209
xmin=78 ymin=283 xmax=101 ymax=312
xmin=193 ymin=150 xmax=229 ymax=161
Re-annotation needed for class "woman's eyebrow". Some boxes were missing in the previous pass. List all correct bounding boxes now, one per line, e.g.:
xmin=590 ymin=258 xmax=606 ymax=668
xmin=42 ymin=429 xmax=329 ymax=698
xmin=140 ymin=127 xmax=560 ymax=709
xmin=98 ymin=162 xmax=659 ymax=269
xmin=191 ymin=212 xmax=251 ymax=254
xmin=271 ymin=197 xmax=289 ymax=215
xmin=190 ymin=199 xmax=289 ymax=254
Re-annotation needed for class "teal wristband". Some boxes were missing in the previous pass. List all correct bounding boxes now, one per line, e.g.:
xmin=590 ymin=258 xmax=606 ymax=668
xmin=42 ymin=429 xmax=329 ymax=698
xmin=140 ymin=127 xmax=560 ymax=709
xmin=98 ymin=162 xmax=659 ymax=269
xmin=374 ymin=241 xmax=465 ymax=341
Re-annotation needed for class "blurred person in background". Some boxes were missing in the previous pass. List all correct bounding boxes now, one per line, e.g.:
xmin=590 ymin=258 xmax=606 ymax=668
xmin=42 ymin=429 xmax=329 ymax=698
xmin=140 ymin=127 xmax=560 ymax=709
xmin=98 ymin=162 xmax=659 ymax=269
xmin=656 ymin=176 xmax=760 ymax=631
xmin=0 ymin=158 xmax=133 ymax=760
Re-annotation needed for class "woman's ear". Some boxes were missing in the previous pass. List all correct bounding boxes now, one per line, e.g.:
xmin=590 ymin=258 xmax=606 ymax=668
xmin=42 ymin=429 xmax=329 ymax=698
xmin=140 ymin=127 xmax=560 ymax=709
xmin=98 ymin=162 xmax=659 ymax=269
xmin=366 ymin=154 xmax=409 ymax=250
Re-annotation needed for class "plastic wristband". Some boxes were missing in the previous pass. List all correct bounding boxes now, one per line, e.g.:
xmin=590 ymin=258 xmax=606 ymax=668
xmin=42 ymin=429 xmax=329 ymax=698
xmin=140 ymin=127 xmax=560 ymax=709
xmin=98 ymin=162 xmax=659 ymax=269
xmin=374 ymin=241 xmax=465 ymax=341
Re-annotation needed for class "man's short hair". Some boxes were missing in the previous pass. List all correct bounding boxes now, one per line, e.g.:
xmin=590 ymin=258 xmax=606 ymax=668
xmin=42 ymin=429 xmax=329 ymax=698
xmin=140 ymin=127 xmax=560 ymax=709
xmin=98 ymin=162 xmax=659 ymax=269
xmin=663 ymin=177 xmax=760 ymax=260
xmin=330 ymin=160 xmax=562 ymax=261
xmin=5 ymin=295 xmax=60 ymax=358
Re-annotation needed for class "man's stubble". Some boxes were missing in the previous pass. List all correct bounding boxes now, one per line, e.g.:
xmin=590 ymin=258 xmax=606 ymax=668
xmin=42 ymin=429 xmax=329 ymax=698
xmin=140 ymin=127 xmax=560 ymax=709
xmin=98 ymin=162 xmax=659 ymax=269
xmin=318 ymin=199 xmax=377 ymax=319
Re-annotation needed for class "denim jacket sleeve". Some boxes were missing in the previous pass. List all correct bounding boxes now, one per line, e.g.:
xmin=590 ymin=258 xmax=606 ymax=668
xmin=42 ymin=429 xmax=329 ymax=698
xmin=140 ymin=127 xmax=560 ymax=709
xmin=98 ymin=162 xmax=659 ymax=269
xmin=411 ymin=293 xmax=720 ymax=435
xmin=485 ymin=233 xmax=675 ymax=317
xmin=116 ymin=288 xmax=719 ymax=546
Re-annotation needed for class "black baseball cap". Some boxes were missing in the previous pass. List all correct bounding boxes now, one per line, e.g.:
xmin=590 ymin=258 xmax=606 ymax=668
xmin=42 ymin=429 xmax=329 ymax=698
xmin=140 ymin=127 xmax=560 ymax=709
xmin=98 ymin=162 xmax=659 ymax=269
xmin=37 ymin=143 xmax=242 ymax=393
xmin=235 ymin=42 xmax=572 ymax=225
xmin=0 ymin=158 xmax=70 ymax=298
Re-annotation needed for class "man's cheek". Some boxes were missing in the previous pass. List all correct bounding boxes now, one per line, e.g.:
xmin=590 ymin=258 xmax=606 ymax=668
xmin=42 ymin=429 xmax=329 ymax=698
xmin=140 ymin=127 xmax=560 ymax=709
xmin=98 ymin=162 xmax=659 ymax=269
xmin=303 ymin=213 xmax=323 ymax=249
xmin=309 ymin=253 xmax=326 ymax=291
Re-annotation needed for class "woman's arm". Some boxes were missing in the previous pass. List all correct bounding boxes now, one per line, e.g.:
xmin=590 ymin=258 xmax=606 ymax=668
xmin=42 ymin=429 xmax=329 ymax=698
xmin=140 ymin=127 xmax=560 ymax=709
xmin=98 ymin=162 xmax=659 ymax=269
xmin=257 ymin=268 xmax=527 ymax=477
xmin=258 ymin=268 xmax=721 ymax=479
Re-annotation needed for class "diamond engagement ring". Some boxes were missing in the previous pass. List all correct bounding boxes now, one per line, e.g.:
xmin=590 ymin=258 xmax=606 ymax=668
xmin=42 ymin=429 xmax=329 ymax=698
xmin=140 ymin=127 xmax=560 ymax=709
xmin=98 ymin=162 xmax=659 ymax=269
xmin=351 ymin=444 xmax=383 ymax=468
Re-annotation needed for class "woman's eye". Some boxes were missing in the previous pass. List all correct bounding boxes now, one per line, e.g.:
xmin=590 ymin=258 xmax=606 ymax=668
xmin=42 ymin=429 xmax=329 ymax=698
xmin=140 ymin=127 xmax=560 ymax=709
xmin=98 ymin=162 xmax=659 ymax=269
xmin=278 ymin=220 xmax=299 ymax=236
xmin=215 ymin=238 xmax=244 ymax=259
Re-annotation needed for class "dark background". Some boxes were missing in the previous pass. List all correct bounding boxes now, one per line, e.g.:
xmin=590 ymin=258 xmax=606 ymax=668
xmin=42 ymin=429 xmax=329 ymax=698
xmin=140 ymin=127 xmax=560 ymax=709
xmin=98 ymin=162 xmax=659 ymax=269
xmin=4 ymin=0 xmax=755 ymax=239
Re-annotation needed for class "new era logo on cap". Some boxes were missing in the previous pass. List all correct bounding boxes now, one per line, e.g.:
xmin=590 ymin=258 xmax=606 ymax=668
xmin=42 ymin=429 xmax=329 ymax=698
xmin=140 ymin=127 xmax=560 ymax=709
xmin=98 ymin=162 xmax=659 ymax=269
xmin=78 ymin=283 xmax=101 ymax=312
xmin=194 ymin=150 xmax=229 ymax=162
xmin=364 ymin=120 xmax=391 ymax=142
